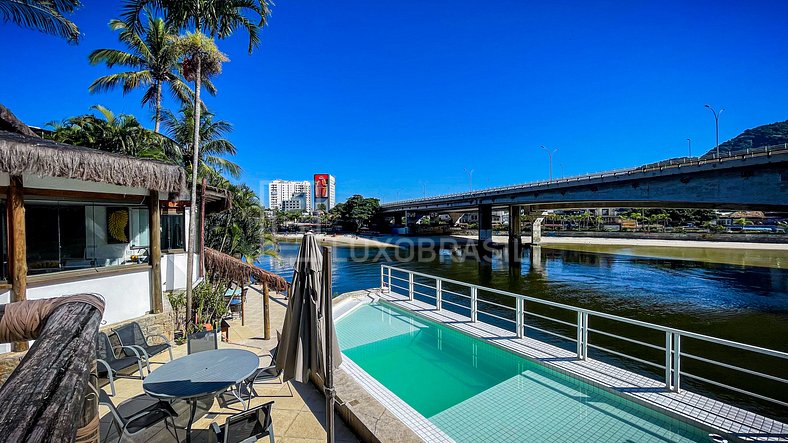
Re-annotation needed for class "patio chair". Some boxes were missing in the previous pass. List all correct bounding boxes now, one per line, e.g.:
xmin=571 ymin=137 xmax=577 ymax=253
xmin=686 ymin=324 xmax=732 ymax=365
xmin=188 ymin=330 xmax=219 ymax=354
xmin=219 ymin=340 xmax=284 ymax=411
xmin=208 ymin=401 xmax=275 ymax=443
xmin=113 ymin=322 xmax=173 ymax=374
xmin=96 ymin=331 xmax=146 ymax=396
xmin=96 ymin=386 xmax=179 ymax=442
xmin=241 ymin=337 xmax=285 ymax=409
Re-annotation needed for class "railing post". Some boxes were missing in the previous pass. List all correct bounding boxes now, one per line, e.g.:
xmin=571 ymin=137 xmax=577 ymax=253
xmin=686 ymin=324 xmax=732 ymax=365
xmin=387 ymin=266 xmax=391 ymax=293
xmin=576 ymin=312 xmax=588 ymax=360
xmin=435 ymin=278 xmax=442 ymax=311
xmin=380 ymin=266 xmax=385 ymax=292
xmin=673 ymin=333 xmax=681 ymax=393
xmin=470 ymin=286 xmax=478 ymax=322
xmin=515 ymin=297 xmax=524 ymax=338
xmin=665 ymin=331 xmax=673 ymax=390
xmin=408 ymin=272 xmax=414 ymax=301
xmin=583 ymin=312 xmax=588 ymax=360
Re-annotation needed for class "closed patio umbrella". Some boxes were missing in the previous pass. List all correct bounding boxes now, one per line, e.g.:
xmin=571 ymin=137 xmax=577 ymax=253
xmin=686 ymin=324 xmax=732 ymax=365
xmin=276 ymin=233 xmax=341 ymax=442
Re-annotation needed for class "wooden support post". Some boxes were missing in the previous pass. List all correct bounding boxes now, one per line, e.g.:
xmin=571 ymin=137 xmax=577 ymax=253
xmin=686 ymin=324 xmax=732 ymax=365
xmin=0 ymin=300 xmax=103 ymax=442
xmin=263 ymin=284 xmax=271 ymax=340
xmin=7 ymin=176 xmax=28 ymax=352
xmin=149 ymin=191 xmax=163 ymax=313
xmin=241 ymin=286 xmax=247 ymax=326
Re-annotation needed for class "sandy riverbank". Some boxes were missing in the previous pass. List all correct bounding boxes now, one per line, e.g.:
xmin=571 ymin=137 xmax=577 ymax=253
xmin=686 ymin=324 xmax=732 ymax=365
xmin=455 ymin=234 xmax=788 ymax=251
xmin=275 ymin=233 xmax=399 ymax=248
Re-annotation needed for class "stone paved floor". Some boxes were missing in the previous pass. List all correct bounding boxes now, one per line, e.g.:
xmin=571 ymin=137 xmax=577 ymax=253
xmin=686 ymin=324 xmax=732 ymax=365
xmin=99 ymin=286 xmax=359 ymax=443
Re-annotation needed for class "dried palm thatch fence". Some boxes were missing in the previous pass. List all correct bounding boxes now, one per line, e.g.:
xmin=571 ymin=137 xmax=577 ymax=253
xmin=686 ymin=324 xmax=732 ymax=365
xmin=204 ymin=247 xmax=288 ymax=339
xmin=0 ymin=294 xmax=105 ymax=442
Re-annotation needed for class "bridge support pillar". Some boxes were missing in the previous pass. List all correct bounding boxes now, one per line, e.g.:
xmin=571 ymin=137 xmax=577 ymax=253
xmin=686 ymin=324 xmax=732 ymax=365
xmin=508 ymin=205 xmax=523 ymax=265
xmin=478 ymin=204 xmax=494 ymax=263
xmin=478 ymin=204 xmax=493 ymax=243
xmin=530 ymin=245 xmax=543 ymax=272
xmin=531 ymin=217 xmax=545 ymax=245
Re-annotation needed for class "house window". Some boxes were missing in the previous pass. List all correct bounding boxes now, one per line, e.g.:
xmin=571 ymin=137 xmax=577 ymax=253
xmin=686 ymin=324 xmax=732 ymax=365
xmin=161 ymin=210 xmax=185 ymax=251
xmin=26 ymin=202 xmax=150 ymax=274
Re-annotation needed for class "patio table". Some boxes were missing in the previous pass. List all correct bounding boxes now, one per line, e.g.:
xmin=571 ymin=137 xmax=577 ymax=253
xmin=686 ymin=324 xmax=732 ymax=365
xmin=143 ymin=349 xmax=259 ymax=442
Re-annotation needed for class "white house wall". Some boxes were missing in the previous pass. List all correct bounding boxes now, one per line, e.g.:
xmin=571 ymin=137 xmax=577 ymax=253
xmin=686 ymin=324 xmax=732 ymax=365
xmin=27 ymin=269 xmax=152 ymax=326
xmin=161 ymin=252 xmax=200 ymax=292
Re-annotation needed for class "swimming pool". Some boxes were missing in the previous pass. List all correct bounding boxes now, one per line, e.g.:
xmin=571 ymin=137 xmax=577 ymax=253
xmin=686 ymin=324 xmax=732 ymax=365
xmin=336 ymin=301 xmax=712 ymax=443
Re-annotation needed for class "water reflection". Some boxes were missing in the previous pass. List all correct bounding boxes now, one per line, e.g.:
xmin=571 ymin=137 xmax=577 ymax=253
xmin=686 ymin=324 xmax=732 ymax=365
xmin=257 ymin=242 xmax=788 ymax=347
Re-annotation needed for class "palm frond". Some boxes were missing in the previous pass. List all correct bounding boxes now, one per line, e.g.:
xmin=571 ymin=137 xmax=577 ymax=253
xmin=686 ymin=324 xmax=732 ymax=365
xmin=0 ymin=0 xmax=81 ymax=42
xmin=87 ymin=48 xmax=145 ymax=68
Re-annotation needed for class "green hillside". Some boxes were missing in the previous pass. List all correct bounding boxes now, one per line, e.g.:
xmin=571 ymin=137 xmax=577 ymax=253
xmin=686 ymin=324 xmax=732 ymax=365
xmin=703 ymin=119 xmax=788 ymax=157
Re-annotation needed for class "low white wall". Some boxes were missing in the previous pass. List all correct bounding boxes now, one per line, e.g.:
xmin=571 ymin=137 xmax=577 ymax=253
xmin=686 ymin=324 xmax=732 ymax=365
xmin=0 ymin=290 xmax=9 ymax=353
xmin=161 ymin=252 xmax=200 ymax=292
xmin=27 ymin=269 xmax=152 ymax=325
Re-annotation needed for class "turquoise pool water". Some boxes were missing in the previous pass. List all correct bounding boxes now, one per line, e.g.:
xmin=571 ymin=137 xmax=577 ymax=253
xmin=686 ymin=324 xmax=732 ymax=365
xmin=336 ymin=302 xmax=712 ymax=443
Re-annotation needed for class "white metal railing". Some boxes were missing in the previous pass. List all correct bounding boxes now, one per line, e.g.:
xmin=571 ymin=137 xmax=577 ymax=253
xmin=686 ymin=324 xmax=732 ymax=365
xmin=378 ymin=265 xmax=788 ymax=408
xmin=381 ymin=143 xmax=788 ymax=208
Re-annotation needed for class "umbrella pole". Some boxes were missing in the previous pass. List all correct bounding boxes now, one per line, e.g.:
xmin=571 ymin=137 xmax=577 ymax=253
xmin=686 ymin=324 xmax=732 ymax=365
xmin=322 ymin=247 xmax=335 ymax=443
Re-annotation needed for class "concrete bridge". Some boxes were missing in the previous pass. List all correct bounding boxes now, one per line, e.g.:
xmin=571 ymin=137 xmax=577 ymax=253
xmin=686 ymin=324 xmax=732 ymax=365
xmin=380 ymin=144 xmax=788 ymax=254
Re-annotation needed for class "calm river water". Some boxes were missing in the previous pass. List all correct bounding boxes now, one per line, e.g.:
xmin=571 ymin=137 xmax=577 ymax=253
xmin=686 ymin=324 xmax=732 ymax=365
xmin=255 ymin=240 xmax=788 ymax=420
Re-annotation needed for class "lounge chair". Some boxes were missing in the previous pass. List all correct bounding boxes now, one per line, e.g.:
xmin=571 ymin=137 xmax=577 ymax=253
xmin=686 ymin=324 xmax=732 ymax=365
xmin=96 ymin=331 xmax=146 ymax=396
xmin=188 ymin=330 xmax=219 ymax=354
xmin=208 ymin=401 xmax=275 ymax=443
xmin=225 ymin=286 xmax=244 ymax=319
xmin=97 ymin=386 xmax=179 ymax=442
xmin=113 ymin=322 xmax=173 ymax=373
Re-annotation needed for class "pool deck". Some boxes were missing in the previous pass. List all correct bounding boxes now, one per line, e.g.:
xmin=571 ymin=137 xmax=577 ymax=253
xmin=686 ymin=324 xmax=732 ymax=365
xmin=339 ymin=288 xmax=788 ymax=443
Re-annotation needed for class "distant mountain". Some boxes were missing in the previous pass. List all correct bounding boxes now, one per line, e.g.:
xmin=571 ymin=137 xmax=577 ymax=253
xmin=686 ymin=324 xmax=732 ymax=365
xmin=703 ymin=120 xmax=788 ymax=157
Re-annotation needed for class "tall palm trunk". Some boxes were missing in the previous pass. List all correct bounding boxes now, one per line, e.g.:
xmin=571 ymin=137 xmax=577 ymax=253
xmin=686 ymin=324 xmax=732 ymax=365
xmin=154 ymin=81 xmax=162 ymax=133
xmin=185 ymin=56 xmax=202 ymax=329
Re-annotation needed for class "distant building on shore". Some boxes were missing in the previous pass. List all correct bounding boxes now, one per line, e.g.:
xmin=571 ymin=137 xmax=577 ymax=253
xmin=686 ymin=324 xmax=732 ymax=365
xmin=282 ymin=192 xmax=309 ymax=212
xmin=313 ymin=174 xmax=336 ymax=211
xmin=268 ymin=179 xmax=312 ymax=211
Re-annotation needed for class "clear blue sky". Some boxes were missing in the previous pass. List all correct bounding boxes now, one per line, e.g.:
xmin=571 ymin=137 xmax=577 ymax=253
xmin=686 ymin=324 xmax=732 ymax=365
xmin=1 ymin=0 xmax=787 ymax=205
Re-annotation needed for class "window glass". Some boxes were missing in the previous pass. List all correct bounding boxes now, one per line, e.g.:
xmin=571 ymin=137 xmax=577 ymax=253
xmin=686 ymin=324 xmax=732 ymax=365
xmin=161 ymin=213 xmax=185 ymax=250
xmin=26 ymin=205 xmax=60 ymax=273
xmin=25 ymin=202 xmax=149 ymax=274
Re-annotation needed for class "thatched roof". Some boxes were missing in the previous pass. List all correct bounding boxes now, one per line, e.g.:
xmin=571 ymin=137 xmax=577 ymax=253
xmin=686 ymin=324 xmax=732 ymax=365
xmin=0 ymin=130 xmax=185 ymax=193
xmin=0 ymin=104 xmax=37 ymax=137
xmin=204 ymin=247 xmax=288 ymax=292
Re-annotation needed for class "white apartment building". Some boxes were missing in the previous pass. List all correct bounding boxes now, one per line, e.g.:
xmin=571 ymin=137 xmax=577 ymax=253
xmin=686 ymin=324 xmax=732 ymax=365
xmin=268 ymin=180 xmax=312 ymax=211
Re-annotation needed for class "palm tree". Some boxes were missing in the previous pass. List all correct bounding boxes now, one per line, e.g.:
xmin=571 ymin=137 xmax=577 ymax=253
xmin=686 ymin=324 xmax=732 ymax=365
xmin=121 ymin=0 xmax=271 ymax=326
xmin=206 ymin=182 xmax=274 ymax=259
xmin=88 ymin=16 xmax=204 ymax=132
xmin=160 ymin=105 xmax=240 ymax=179
xmin=0 ymin=0 xmax=80 ymax=42
xmin=46 ymin=104 xmax=179 ymax=160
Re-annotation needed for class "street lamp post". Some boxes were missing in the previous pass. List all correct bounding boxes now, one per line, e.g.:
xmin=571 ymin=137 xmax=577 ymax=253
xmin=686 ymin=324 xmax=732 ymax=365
xmin=704 ymin=104 xmax=724 ymax=157
xmin=687 ymin=138 xmax=692 ymax=157
xmin=540 ymin=145 xmax=558 ymax=181
xmin=464 ymin=168 xmax=474 ymax=192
